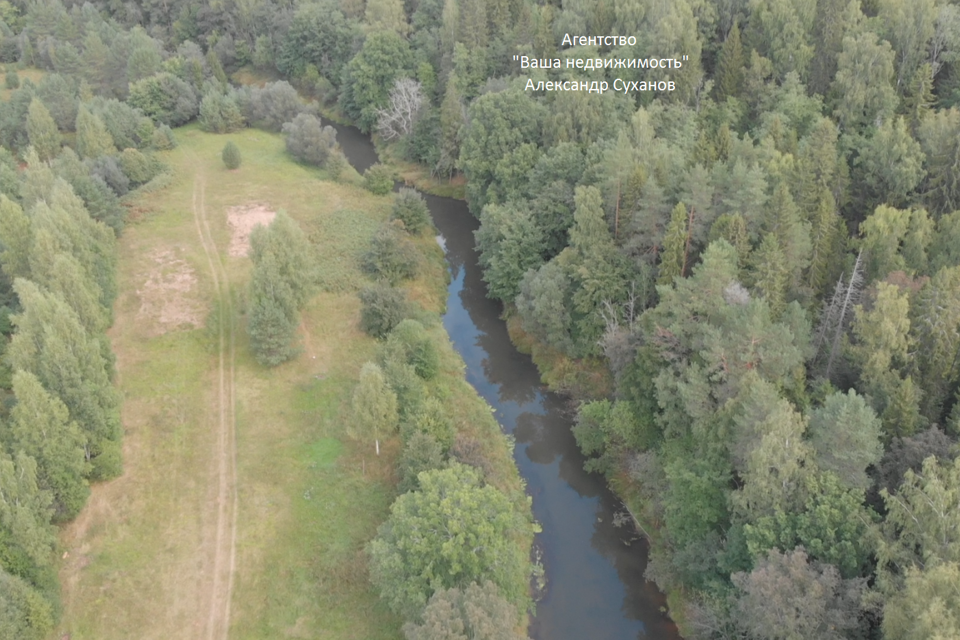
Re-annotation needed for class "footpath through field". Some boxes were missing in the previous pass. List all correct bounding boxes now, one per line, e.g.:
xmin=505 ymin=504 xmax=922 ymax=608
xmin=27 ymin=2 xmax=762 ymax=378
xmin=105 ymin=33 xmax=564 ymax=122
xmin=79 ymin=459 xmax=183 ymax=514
xmin=56 ymin=127 xmax=403 ymax=640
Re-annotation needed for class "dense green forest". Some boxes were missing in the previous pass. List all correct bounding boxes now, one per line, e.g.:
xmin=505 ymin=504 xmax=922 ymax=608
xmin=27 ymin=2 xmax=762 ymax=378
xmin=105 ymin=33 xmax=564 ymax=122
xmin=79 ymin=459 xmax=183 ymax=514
xmin=0 ymin=0 xmax=959 ymax=637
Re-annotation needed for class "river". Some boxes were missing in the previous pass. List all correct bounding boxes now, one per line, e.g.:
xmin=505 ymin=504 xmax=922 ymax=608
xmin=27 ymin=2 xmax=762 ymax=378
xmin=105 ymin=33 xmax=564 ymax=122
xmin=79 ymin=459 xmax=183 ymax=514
xmin=331 ymin=122 xmax=680 ymax=640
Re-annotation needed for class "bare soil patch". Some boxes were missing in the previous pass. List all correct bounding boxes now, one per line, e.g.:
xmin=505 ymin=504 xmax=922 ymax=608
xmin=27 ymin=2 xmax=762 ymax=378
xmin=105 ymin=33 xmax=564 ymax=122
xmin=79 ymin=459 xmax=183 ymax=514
xmin=226 ymin=203 xmax=276 ymax=257
xmin=137 ymin=248 xmax=204 ymax=335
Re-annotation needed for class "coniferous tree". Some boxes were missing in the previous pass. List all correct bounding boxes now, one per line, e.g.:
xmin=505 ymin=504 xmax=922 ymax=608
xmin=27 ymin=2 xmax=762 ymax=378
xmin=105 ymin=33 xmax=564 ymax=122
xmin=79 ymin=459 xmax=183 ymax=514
xmin=221 ymin=141 xmax=241 ymax=169
xmin=247 ymin=250 xmax=299 ymax=366
xmin=26 ymin=99 xmax=59 ymax=161
xmin=657 ymin=202 xmax=689 ymax=286
xmin=74 ymin=106 xmax=116 ymax=159
xmin=715 ymin=21 xmax=745 ymax=101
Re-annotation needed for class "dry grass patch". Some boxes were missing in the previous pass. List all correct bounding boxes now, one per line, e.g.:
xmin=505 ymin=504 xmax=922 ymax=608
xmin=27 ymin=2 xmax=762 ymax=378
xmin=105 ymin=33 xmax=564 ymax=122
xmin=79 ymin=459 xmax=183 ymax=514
xmin=226 ymin=203 xmax=276 ymax=257
xmin=136 ymin=247 xmax=205 ymax=335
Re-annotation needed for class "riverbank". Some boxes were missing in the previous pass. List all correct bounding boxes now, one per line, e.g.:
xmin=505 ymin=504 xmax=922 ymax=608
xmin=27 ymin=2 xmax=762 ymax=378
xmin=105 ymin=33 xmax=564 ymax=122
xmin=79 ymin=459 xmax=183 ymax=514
xmin=367 ymin=131 xmax=684 ymax=638
xmin=55 ymin=124 xmax=531 ymax=639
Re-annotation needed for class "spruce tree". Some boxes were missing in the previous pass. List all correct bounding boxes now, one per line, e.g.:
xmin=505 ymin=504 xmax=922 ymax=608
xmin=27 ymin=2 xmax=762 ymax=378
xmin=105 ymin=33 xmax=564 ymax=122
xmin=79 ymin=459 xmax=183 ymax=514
xmin=658 ymin=202 xmax=689 ymax=286
xmin=222 ymin=141 xmax=241 ymax=169
xmin=75 ymin=106 xmax=116 ymax=159
xmin=26 ymin=99 xmax=60 ymax=162
xmin=247 ymin=250 xmax=299 ymax=366
xmin=715 ymin=22 xmax=745 ymax=100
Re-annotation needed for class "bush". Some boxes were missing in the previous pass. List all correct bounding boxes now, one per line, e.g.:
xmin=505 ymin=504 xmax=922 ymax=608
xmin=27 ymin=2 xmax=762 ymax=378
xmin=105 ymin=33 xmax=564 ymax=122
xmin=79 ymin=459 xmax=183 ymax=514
xmin=402 ymin=581 xmax=526 ymax=640
xmin=362 ymin=221 xmax=419 ymax=284
xmin=5 ymin=69 xmax=18 ymax=89
xmin=381 ymin=319 xmax=440 ymax=380
xmin=152 ymin=124 xmax=177 ymax=150
xmin=282 ymin=113 xmax=339 ymax=166
xmin=127 ymin=72 xmax=199 ymax=126
xmin=222 ymin=141 xmax=241 ymax=169
xmin=359 ymin=284 xmax=410 ymax=338
xmin=198 ymin=89 xmax=245 ymax=133
xmin=326 ymin=149 xmax=348 ymax=180
xmin=86 ymin=155 xmax=129 ymax=195
xmin=383 ymin=360 xmax=427 ymax=421
xmin=363 ymin=162 xmax=394 ymax=195
xmin=367 ymin=463 xmax=532 ymax=619
xmin=400 ymin=396 xmax=454 ymax=451
xmin=450 ymin=433 xmax=494 ymax=479
xmin=391 ymin=188 xmax=431 ymax=234
xmin=238 ymin=81 xmax=312 ymax=131
xmin=397 ymin=430 xmax=444 ymax=493
xmin=119 ymin=148 xmax=160 ymax=186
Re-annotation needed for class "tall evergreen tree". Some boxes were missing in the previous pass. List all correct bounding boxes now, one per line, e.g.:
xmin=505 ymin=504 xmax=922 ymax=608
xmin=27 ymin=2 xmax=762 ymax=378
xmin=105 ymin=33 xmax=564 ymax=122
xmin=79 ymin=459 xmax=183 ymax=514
xmin=26 ymin=99 xmax=60 ymax=162
xmin=247 ymin=250 xmax=299 ymax=366
xmin=74 ymin=106 xmax=116 ymax=159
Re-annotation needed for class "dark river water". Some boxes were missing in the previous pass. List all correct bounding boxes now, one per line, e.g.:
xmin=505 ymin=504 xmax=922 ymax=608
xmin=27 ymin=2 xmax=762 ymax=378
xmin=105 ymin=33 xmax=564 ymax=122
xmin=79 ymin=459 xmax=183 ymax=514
xmin=331 ymin=122 xmax=680 ymax=640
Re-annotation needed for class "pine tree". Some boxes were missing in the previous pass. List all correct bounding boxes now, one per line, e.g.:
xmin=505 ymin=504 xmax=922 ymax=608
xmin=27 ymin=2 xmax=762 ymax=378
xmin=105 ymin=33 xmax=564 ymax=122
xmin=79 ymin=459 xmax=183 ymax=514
xmin=807 ymin=189 xmax=843 ymax=296
xmin=26 ymin=99 xmax=60 ymax=162
xmin=658 ymin=202 xmax=689 ymax=286
xmin=74 ymin=106 xmax=116 ymax=159
xmin=222 ymin=141 xmax=241 ymax=169
xmin=247 ymin=250 xmax=299 ymax=366
xmin=350 ymin=362 xmax=398 ymax=454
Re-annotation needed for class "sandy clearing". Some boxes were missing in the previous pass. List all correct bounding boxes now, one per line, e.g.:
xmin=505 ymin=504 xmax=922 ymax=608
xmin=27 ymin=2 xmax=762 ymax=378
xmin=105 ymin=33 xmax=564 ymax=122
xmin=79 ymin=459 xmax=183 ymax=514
xmin=226 ymin=204 xmax=276 ymax=257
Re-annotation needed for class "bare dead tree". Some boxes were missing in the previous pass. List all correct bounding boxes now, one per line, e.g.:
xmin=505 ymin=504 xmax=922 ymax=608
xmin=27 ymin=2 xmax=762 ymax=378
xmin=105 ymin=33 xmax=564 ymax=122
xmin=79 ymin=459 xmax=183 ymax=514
xmin=375 ymin=77 xmax=424 ymax=141
xmin=812 ymin=249 xmax=864 ymax=380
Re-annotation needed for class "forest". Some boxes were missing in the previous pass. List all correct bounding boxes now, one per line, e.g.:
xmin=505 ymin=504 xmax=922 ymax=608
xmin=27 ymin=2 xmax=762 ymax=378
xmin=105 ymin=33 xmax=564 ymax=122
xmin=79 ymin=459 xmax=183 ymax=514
xmin=0 ymin=0 xmax=958 ymax=637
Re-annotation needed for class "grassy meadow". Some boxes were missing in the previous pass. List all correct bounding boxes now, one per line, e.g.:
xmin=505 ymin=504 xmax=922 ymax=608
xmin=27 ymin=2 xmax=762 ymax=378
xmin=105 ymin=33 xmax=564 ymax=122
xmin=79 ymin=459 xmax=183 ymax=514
xmin=55 ymin=124 xmax=518 ymax=639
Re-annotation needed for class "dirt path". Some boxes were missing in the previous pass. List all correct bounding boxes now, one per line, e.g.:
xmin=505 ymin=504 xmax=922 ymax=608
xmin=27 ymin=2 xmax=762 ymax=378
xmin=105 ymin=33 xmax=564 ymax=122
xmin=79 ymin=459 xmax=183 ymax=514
xmin=191 ymin=172 xmax=239 ymax=640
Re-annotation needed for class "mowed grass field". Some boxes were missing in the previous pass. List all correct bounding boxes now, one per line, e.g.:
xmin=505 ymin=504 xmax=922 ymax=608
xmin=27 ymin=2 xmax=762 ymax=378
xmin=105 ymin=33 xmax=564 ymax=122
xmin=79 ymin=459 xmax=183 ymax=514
xmin=55 ymin=124 xmax=459 ymax=639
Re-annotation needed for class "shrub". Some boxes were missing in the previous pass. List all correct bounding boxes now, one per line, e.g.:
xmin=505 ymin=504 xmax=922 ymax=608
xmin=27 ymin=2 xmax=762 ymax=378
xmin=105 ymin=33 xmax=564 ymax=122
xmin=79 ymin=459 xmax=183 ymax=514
xmin=359 ymin=284 xmax=410 ymax=338
xmin=450 ymin=433 xmax=494 ymax=479
xmin=238 ymin=81 xmax=312 ymax=131
xmin=397 ymin=430 xmax=444 ymax=493
xmin=119 ymin=148 xmax=159 ymax=186
xmin=282 ymin=113 xmax=338 ymax=166
xmin=363 ymin=162 xmax=394 ymax=195
xmin=367 ymin=463 xmax=532 ymax=619
xmin=198 ymin=89 xmax=245 ymax=133
xmin=5 ymin=69 xmax=18 ymax=89
xmin=362 ymin=221 xmax=419 ymax=284
xmin=152 ymin=124 xmax=177 ymax=150
xmin=381 ymin=319 xmax=439 ymax=380
xmin=400 ymin=396 xmax=454 ymax=451
xmin=222 ymin=141 xmax=241 ymax=169
xmin=87 ymin=155 xmax=129 ymax=195
xmin=382 ymin=360 xmax=427 ymax=422
xmin=391 ymin=188 xmax=431 ymax=234
xmin=402 ymin=581 xmax=526 ymax=640
xmin=127 ymin=72 xmax=199 ymax=126
xmin=326 ymin=149 xmax=348 ymax=180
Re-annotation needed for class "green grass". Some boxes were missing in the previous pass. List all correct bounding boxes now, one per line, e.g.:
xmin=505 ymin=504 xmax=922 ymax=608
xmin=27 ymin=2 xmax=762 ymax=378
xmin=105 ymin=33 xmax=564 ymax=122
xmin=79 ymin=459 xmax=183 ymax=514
xmin=57 ymin=124 xmax=530 ymax=640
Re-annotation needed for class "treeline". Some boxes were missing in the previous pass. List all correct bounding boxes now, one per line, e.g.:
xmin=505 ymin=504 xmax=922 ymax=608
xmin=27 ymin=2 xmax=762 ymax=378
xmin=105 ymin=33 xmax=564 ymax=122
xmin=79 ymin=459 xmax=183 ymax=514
xmin=353 ymin=189 xmax=535 ymax=638
xmin=0 ymin=155 xmax=125 ymax=637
